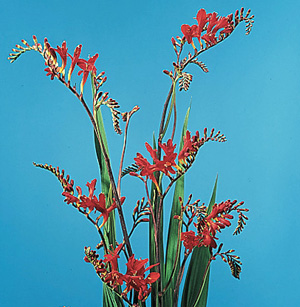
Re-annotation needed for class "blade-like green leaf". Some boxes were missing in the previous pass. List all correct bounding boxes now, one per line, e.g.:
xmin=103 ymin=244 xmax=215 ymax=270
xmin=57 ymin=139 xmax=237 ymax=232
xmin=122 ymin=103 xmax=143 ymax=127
xmin=163 ymin=106 xmax=190 ymax=306
xmin=161 ymin=84 xmax=176 ymax=139
xmin=103 ymin=284 xmax=124 ymax=307
xmin=149 ymin=134 xmax=161 ymax=307
xmin=94 ymin=107 xmax=121 ymax=306
xmin=181 ymin=176 xmax=218 ymax=307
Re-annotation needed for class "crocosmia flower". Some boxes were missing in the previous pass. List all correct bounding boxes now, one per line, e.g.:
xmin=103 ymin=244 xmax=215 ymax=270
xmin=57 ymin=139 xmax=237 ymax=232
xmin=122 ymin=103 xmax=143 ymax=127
xmin=54 ymin=41 xmax=68 ymax=75
xmin=62 ymin=178 xmax=124 ymax=228
xmin=67 ymin=44 xmax=82 ymax=82
xmin=77 ymin=53 xmax=99 ymax=93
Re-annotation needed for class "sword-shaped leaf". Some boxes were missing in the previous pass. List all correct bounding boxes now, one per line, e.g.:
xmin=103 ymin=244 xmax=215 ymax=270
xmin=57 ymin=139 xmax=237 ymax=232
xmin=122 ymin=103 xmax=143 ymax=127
xmin=163 ymin=106 xmax=190 ymax=306
xmin=181 ymin=176 xmax=218 ymax=307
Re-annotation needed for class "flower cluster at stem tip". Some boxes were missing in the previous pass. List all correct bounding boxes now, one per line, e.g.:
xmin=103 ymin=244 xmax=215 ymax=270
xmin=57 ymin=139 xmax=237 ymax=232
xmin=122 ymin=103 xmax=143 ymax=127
xmin=85 ymin=244 xmax=160 ymax=302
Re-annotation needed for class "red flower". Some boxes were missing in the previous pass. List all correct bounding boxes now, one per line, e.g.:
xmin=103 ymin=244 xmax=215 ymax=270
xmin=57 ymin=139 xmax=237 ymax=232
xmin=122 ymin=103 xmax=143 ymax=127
xmin=123 ymin=255 xmax=160 ymax=301
xmin=181 ymin=24 xmax=199 ymax=47
xmin=104 ymin=271 xmax=126 ymax=288
xmin=195 ymin=9 xmax=208 ymax=38
xmin=181 ymin=230 xmax=201 ymax=253
xmin=201 ymin=13 xmax=233 ymax=46
xmin=157 ymin=139 xmax=178 ymax=176
xmin=44 ymin=67 xmax=56 ymax=80
xmin=178 ymin=130 xmax=203 ymax=165
xmin=62 ymin=179 xmax=124 ymax=227
xmin=54 ymin=41 xmax=68 ymax=76
xmin=181 ymin=9 xmax=234 ymax=48
xmin=67 ymin=44 xmax=82 ymax=82
xmin=201 ymin=228 xmax=217 ymax=248
xmin=77 ymin=53 xmax=99 ymax=93
xmin=103 ymin=244 xmax=123 ymax=269
xmin=132 ymin=139 xmax=179 ymax=191
xmin=103 ymin=244 xmax=126 ymax=287
xmin=133 ymin=143 xmax=160 ymax=190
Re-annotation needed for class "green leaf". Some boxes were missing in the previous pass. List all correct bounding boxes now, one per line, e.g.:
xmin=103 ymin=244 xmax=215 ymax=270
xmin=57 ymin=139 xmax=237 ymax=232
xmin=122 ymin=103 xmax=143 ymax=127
xmin=149 ymin=134 xmax=161 ymax=307
xmin=103 ymin=284 xmax=124 ymax=307
xmin=163 ymin=106 xmax=190 ymax=306
xmin=161 ymin=84 xmax=176 ymax=139
xmin=94 ymin=107 xmax=121 ymax=306
xmin=181 ymin=176 xmax=218 ymax=307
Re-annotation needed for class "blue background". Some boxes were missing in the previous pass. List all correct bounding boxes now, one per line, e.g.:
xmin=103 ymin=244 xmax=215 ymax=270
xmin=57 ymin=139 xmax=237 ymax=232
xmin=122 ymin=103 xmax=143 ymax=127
xmin=1 ymin=0 xmax=299 ymax=306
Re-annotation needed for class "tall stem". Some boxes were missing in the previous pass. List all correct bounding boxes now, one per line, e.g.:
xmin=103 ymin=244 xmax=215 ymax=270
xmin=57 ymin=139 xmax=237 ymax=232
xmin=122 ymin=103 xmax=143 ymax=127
xmin=58 ymin=74 xmax=133 ymax=257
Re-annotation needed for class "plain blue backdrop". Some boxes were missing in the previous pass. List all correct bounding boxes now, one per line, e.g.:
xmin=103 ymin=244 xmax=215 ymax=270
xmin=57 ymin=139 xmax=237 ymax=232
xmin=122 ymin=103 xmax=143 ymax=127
xmin=1 ymin=0 xmax=299 ymax=306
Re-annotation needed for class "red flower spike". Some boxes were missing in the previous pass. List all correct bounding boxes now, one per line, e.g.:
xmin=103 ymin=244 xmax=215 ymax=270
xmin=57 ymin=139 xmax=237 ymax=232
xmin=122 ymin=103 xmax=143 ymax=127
xmin=77 ymin=53 xmax=99 ymax=93
xmin=67 ymin=44 xmax=82 ymax=82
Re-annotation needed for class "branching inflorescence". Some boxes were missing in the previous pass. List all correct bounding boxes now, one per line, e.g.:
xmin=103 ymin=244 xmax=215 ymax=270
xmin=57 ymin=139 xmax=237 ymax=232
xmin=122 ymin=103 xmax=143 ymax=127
xmin=10 ymin=6 xmax=253 ymax=307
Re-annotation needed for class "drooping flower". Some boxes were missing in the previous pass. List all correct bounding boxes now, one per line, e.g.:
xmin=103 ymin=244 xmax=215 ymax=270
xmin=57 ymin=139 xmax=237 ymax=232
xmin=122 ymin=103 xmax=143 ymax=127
xmin=77 ymin=53 xmax=99 ymax=93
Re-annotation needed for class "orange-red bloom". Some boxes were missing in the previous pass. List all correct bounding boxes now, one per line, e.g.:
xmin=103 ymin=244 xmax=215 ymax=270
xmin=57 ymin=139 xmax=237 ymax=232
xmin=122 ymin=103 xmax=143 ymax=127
xmin=67 ymin=44 xmax=82 ymax=82
xmin=181 ymin=230 xmax=201 ymax=253
xmin=132 ymin=139 xmax=179 ymax=190
xmin=54 ymin=41 xmax=68 ymax=75
xmin=123 ymin=255 xmax=160 ymax=301
xmin=181 ymin=200 xmax=239 ymax=253
xmin=62 ymin=179 xmax=124 ymax=227
xmin=102 ymin=244 xmax=126 ymax=288
xmin=77 ymin=53 xmax=98 ymax=93
xmin=181 ymin=9 xmax=234 ymax=48
xmin=181 ymin=24 xmax=199 ymax=47
xmin=158 ymin=139 xmax=177 ymax=176
xmin=201 ymin=13 xmax=233 ymax=46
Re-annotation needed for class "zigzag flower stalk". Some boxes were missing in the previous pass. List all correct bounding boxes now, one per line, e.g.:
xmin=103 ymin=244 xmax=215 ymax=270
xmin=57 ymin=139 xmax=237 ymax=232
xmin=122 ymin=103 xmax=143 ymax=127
xmin=9 ymin=6 xmax=253 ymax=307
